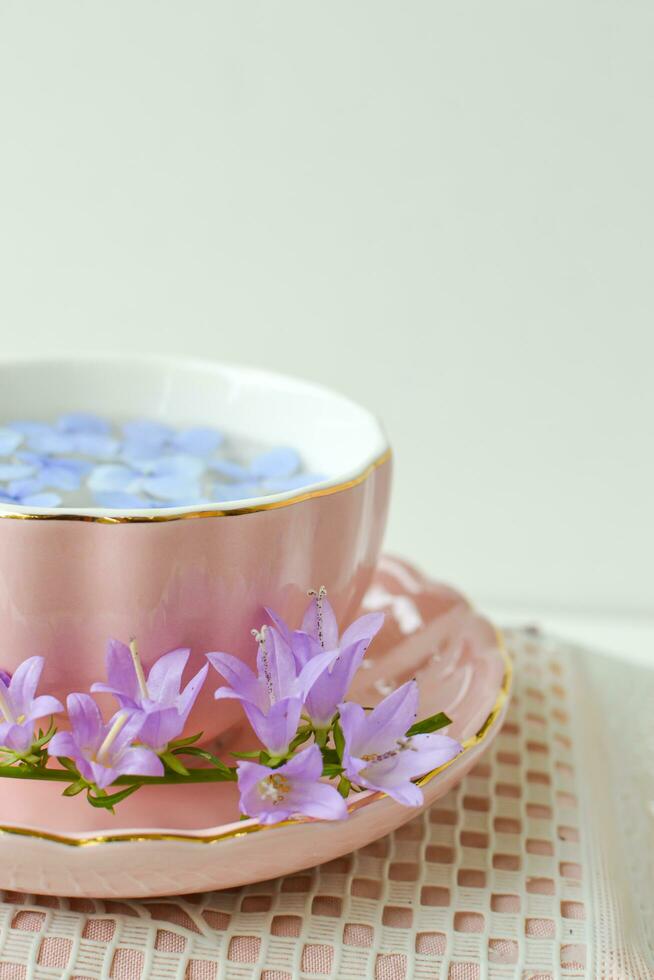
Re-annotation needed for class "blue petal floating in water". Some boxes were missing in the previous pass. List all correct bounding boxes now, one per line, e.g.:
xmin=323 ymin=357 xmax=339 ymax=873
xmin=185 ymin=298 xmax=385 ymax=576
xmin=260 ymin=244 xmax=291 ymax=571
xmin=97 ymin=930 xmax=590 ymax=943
xmin=7 ymin=476 xmax=46 ymax=498
xmin=174 ymin=427 xmax=224 ymax=456
xmin=157 ymin=494 xmax=212 ymax=508
xmin=122 ymin=419 xmax=174 ymax=449
xmin=17 ymin=452 xmax=91 ymax=492
xmin=25 ymin=427 xmax=75 ymax=455
xmin=73 ymin=433 xmax=120 ymax=459
xmin=141 ymin=474 xmax=203 ymax=502
xmin=212 ymin=481 xmax=262 ymax=502
xmin=250 ymin=447 xmax=301 ymax=480
xmin=0 ymin=428 xmax=22 ymax=455
xmin=57 ymin=413 xmax=112 ymax=436
xmin=148 ymin=455 xmax=206 ymax=481
xmin=17 ymin=491 xmax=61 ymax=508
xmin=209 ymin=458 xmax=251 ymax=481
xmin=88 ymin=464 xmax=139 ymax=494
xmin=29 ymin=493 xmax=60 ymax=507
xmin=0 ymin=462 xmax=36 ymax=481
xmin=7 ymin=421 xmax=53 ymax=438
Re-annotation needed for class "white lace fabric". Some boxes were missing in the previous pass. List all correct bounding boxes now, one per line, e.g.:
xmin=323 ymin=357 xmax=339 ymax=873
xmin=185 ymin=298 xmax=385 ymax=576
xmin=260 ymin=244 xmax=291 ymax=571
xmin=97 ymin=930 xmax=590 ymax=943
xmin=0 ymin=627 xmax=651 ymax=979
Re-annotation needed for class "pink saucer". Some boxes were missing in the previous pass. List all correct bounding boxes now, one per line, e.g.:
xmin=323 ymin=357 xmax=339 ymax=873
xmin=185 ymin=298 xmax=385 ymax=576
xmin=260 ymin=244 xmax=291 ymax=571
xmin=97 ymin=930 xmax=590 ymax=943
xmin=0 ymin=556 xmax=511 ymax=898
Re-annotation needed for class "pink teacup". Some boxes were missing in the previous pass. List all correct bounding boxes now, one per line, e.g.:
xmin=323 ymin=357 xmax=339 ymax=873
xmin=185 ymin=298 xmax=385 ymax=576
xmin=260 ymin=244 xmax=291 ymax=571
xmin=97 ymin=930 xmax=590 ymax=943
xmin=0 ymin=354 xmax=391 ymax=741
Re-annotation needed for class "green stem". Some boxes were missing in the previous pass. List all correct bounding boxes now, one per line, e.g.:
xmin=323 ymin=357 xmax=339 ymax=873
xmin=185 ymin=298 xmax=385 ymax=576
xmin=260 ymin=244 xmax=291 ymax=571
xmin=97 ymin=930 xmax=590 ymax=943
xmin=0 ymin=764 xmax=236 ymax=785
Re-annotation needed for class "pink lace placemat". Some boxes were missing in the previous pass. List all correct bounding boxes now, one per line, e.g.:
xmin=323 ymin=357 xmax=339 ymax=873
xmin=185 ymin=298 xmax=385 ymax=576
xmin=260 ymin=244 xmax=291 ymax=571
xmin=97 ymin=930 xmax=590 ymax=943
xmin=0 ymin=628 xmax=651 ymax=979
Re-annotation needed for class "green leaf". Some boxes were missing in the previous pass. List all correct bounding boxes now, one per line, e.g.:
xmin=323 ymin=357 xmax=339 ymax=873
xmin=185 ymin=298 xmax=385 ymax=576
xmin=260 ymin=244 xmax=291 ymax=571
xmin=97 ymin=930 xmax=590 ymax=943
xmin=322 ymin=763 xmax=344 ymax=778
xmin=320 ymin=747 xmax=341 ymax=766
xmin=337 ymin=776 xmax=351 ymax=798
xmin=230 ymin=749 xmax=262 ymax=760
xmin=32 ymin=718 xmax=57 ymax=748
xmin=86 ymin=784 xmax=140 ymax=810
xmin=160 ymin=751 xmax=189 ymax=776
xmin=62 ymin=779 xmax=86 ymax=797
xmin=168 ymin=731 xmax=203 ymax=749
xmin=181 ymin=746 xmax=236 ymax=776
xmin=333 ymin=718 xmax=345 ymax=760
xmin=314 ymin=728 xmax=328 ymax=749
xmin=289 ymin=728 xmax=312 ymax=752
xmin=56 ymin=756 xmax=80 ymax=773
xmin=405 ymin=712 xmax=452 ymax=737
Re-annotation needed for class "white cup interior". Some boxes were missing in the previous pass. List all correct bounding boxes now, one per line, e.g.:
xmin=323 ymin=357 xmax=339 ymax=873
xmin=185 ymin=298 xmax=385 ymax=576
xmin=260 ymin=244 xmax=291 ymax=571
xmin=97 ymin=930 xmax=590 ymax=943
xmin=0 ymin=354 xmax=389 ymax=516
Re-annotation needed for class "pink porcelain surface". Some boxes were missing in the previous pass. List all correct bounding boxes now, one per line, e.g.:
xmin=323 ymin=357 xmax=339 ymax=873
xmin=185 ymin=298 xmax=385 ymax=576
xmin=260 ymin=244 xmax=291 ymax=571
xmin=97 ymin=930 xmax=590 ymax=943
xmin=0 ymin=557 xmax=510 ymax=898
xmin=0 ymin=355 xmax=391 ymax=742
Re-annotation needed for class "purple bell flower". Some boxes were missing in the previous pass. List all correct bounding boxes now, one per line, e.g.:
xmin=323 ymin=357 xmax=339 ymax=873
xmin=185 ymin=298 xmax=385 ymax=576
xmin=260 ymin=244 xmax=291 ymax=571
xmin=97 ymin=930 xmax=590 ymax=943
xmin=269 ymin=588 xmax=384 ymax=728
xmin=49 ymin=694 xmax=163 ymax=789
xmin=0 ymin=657 xmax=63 ymax=754
xmin=91 ymin=640 xmax=208 ymax=752
xmin=207 ymin=623 xmax=336 ymax=756
xmin=236 ymin=744 xmax=348 ymax=824
xmin=339 ymin=681 xmax=461 ymax=806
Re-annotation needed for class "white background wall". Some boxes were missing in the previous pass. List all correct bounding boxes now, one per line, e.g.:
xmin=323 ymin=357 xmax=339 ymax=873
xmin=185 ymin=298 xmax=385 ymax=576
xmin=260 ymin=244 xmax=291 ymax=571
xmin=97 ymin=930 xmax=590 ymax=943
xmin=0 ymin=2 xmax=652 ymax=618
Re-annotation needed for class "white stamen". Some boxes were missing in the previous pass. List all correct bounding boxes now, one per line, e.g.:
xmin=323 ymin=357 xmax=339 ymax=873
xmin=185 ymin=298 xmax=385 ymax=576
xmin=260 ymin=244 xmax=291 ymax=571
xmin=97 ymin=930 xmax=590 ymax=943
xmin=252 ymin=626 xmax=275 ymax=702
xmin=129 ymin=639 xmax=149 ymax=701
xmin=0 ymin=684 xmax=15 ymax=724
xmin=97 ymin=711 xmax=129 ymax=764
xmin=307 ymin=585 xmax=327 ymax=648
xmin=257 ymin=772 xmax=290 ymax=804
xmin=362 ymin=736 xmax=416 ymax=765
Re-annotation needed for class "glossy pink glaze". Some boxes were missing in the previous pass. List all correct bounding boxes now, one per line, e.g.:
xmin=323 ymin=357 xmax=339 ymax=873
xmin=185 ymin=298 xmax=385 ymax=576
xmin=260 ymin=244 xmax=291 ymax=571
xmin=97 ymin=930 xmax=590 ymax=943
xmin=0 ymin=459 xmax=391 ymax=741
xmin=0 ymin=557 xmax=509 ymax=898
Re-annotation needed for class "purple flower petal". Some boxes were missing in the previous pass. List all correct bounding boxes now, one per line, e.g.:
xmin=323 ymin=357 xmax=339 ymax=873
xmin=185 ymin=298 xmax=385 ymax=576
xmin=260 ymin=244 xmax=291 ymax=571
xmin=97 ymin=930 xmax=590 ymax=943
xmin=301 ymin=594 xmax=340 ymax=651
xmin=304 ymin=640 xmax=368 ymax=727
xmin=242 ymin=697 xmax=303 ymax=756
xmin=111 ymin=744 xmax=165 ymax=779
xmin=0 ymin=721 xmax=34 ymax=754
xmin=8 ymin=657 xmax=45 ymax=715
xmin=64 ymin=693 xmax=104 ymax=752
xmin=255 ymin=628 xmax=298 ymax=704
xmin=91 ymin=640 xmax=141 ymax=707
xmin=351 ymin=680 xmax=418 ymax=751
xmin=340 ymin=611 xmax=385 ymax=649
xmin=48 ymin=730 xmax=79 ymax=759
xmin=206 ymin=652 xmax=261 ymax=706
xmin=177 ymin=664 xmax=209 ymax=722
xmin=264 ymin=607 xmax=295 ymax=647
xmin=25 ymin=694 xmax=64 ymax=721
xmin=339 ymin=681 xmax=461 ymax=806
xmin=146 ymin=648 xmax=189 ymax=704
xmin=237 ymin=745 xmax=347 ymax=824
